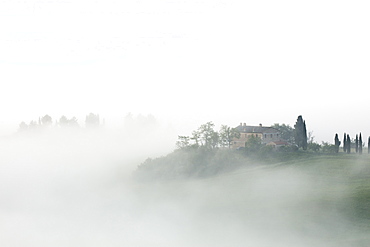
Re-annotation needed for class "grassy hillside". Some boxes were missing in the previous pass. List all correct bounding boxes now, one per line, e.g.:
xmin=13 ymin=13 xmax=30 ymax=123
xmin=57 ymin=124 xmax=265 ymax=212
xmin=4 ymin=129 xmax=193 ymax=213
xmin=282 ymin=155 xmax=370 ymax=224
xmin=214 ymin=154 xmax=370 ymax=245
xmin=136 ymin=152 xmax=370 ymax=246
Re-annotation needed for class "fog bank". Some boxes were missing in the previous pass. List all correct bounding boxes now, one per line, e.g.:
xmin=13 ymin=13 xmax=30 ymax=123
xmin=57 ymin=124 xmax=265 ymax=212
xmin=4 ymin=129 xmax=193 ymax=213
xmin=0 ymin=128 xmax=368 ymax=246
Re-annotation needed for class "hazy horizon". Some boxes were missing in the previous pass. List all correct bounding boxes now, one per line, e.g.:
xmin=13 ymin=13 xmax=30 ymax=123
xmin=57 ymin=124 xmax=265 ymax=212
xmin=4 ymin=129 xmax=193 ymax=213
xmin=1 ymin=0 xmax=370 ymax=143
xmin=1 ymin=1 xmax=370 ymax=246
xmin=1 ymin=112 xmax=369 ymax=146
xmin=1 ymin=127 xmax=369 ymax=247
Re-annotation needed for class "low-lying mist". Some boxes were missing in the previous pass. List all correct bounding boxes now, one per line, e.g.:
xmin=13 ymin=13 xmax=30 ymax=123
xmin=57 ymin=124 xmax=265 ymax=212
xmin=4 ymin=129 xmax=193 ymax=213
xmin=0 ymin=126 xmax=369 ymax=246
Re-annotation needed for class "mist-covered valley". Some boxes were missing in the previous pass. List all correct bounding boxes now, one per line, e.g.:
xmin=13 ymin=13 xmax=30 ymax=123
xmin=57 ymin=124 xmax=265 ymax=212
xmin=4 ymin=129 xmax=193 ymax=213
xmin=3 ymin=0 xmax=370 ymax=245
xmin=1 ymin=122 xmax=370 ymax=247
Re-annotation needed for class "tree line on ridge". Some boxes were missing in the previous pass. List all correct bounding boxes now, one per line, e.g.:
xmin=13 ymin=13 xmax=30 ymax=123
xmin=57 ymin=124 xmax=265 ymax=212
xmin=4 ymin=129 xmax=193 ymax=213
xmin=18 ymin=113 xmax=102 ymax=131
xmin=177 ymin=115 xmax=370 ymax=154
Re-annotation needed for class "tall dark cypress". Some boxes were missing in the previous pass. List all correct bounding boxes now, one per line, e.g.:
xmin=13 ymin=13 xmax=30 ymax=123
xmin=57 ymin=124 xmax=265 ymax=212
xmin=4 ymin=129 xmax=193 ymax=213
xmin=347 ymin=134 xmax=351 ymax=154
xmin=294 ymin=115 xmax=307 ymax=150
xmin=343 ymin=133 xmax=347 ymax=153
xmin=359 ymin=133 xmax=363 ymax=154
xmin=334 ymin=133 xmax=341 ymax=153
xmin=355 ymin=134 xmax=359 ymax=153
xmin=368 ymin=137 xmax=370 ymax=154
xmin=303 ymin=120 xmax=307 ymax=150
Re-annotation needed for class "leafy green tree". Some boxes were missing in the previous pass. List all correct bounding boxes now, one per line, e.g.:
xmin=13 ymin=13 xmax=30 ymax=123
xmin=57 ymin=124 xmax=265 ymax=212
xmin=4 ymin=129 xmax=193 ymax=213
xmin=85 ymin=113 xmax=100 ymax=128
xmin=191 ymin=130 xmax=200 ymax=147
xmin=219 ymin=125 xmax=240 ymax=148
xmin=29 ymin=120 xmax=38 ymax=129
xmin=59 ymin=116 xmax=79 ymax=127
xmin=334 ymin=133 xmax=341 ymax=153
xmin=59 ymin=115 xmax=69 ymax=126
xmin=198 ymin=122 xmax=219 ymax=148
xmin=245 ymin=135 xmax=262 ymax=153
xmin=294 ymin=115 xmax=307 ymax=150
xmin=68 ymin=117 xmax=79 ymax=127
xmin=271 ymin=123 xmax=294 ymax=143
xmin=176 ymin=136 xmax=191 ymax=149
xmin=41 ymin=114 xmax=52 ymax=125
xmin=19 ymin=122 xmax=28 ymax=131
xmin=308 ymin=142 xmax=321 ymax=152
xmin=307 ymin=130 xmax=315 ymax=144
xmin=209 ymin=131 xmax=220 ymax=149
xmin=322 ymin=142 xmax=336 ymax=153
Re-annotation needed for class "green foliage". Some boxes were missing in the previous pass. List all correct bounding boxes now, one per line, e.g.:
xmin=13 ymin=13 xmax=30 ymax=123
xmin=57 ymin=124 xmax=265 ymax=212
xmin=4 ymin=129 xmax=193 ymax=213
xmin=308 ymin=142 xmax=321 ymax=152
xmin=271 ymin=123 xmax=294 ymax=143
xmin=18 ymin=121 xmax=28 ymax=131
xmin=198 ymin=122 xmax=217 ymax=148
xmin=188 ymin=122 xmax=220 ymax=149
xmin=85 ymin=113 xmax=100 ymax=127
xmin=219 ymin=125 xmax=240 ymax=148
xmin=17 ymin=114 xmax=92 ymax=132
xmin=139 ymin=153 xmax=370 ymax=243
xmin=136 ymin=148 xmax=248 ymax=180
xmin=176 ymin=136 xmax=191 ymax=149
xmin=321 ymin=142 xmax=337 ymax=153
xmin=244 ymin=135 xmax=263 ymax=153
xmin=209 ymin=131 xmax=220 ymax=149
xmin=141 ymin=116 xmax=370 ymax=181
xmin=59 ymin=115 xmax=79 ymax=127
xmin=41 ymin=114 xmax=52 ymax=125
xmin=334 ymin=133 xmax=341 ymax=153
xmin=278 ymin=145 xmax=298 ymax=153
xmin=191 ymin=130 xmax=201 ymax=146
xmin=29 ymin=120 xmax=38 ymax=129
xmin=347 ymin=134 xmax=351 ymax=153
xmin=294 ymin=115 xmax=307 ymax=150
xmin=180 ymin=122 xmax=240 ymax=149
xmin=136 ymin=145 xmax=317 ymax=180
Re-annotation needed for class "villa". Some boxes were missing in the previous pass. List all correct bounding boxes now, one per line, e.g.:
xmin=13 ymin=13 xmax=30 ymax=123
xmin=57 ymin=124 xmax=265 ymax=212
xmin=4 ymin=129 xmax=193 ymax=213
xmin=232 ymin=123 xmax=287 ymax=149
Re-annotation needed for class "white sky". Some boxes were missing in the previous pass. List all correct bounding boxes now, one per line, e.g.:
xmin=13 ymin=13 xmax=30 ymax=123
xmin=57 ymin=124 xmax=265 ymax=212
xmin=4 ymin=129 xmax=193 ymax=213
xmin=1 ymin=0 xmax=370 ymax=142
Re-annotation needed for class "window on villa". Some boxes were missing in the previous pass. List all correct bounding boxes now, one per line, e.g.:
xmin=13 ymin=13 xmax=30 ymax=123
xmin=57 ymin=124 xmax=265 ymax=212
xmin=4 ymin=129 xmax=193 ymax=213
xmin=270 ymin=134 xmax=273 ymax=138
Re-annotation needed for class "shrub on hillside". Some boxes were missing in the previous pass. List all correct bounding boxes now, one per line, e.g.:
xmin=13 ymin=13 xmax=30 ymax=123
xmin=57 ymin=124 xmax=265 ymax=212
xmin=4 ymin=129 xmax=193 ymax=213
xmin=136 ymin=147 xmax=250 ymax=180
xmin=321 ymin=142 xmax=337 ymax=153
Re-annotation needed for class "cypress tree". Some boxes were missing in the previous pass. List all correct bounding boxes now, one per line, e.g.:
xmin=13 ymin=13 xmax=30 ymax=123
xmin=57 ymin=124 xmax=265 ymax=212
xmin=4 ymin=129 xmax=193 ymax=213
xmin=355 ymin=134 xmax=359 ymax=153
xmin=334 ymin=133 xmax=341 ymax=153
xmin=359 ymin=133 xmax=363 ymax=154
xmin=294 ymin=116 xmax=303 ymax=148
xmin=303 ymin=120 xmax=307 ymax=150
xmin=343 ymin=133 xmax=347 ymax=153
xmin=347 ymin=134 xmax=351 ymax=154
xmin=294 ymin=115 xmax=308 ymax=150
xmin=368 ymin=137 xmax=370 ymax=154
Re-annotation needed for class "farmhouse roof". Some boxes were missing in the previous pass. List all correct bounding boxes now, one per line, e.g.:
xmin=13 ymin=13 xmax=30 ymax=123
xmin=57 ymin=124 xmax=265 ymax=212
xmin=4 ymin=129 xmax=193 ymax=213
xmin=236 ymin=124 xmax=279 ymax=134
